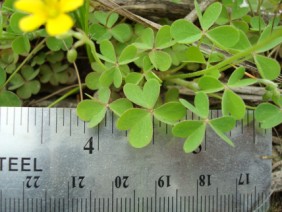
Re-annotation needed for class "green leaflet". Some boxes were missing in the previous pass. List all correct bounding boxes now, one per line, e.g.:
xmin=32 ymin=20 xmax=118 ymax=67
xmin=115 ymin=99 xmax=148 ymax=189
xmin=149 ymin=51 xmax=172 ymax=71
xmin=117 ymin=108 xmax=153 ymax=148
xmin=201 ymin=2 xmax=222 ymax=31
xmin=206 ymin=26 xmax=240 ymax=49
xmin=77 ymin=100 xmax=106 ymax=122
xmin=255 ymin=103 xmax=282 ymax=128
xmin=155 ymin=25 xmax=174 ymax=49
xmin=222 ymin=89 xmax=246 ymax=120
xmin=0 ymin=91 xmax=21 ymax=106
xmin=228 ymin=67 xmax=257 ymax=87
xmin=109 ymin=98 xmax=133 ymax=117
xmin=154 ymin=102 xmax=186 ymax=125
xmin=12 ymin=35 xmax=31 ymax=55
xmin=198 ymin=76 xmax=224 ymax=93
xmin=123 ymin=79 xmax=160 ymax=109
xmin=182 ymin=46 xmax=206 ymax=64
xmin=171 ymin=19 xmax=202 ymax=44
xmin=254 ymin=55 xmax=280 ymax=80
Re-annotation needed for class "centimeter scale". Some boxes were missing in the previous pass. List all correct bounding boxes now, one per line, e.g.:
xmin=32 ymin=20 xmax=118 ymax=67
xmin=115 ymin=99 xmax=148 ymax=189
xmin=0 ymin=107 xmax=272 ymax=212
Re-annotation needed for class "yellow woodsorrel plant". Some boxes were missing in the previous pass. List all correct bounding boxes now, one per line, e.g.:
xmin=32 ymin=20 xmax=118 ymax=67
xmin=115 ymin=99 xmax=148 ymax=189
xmin=0 ymin=0 xmax=281 ymax=152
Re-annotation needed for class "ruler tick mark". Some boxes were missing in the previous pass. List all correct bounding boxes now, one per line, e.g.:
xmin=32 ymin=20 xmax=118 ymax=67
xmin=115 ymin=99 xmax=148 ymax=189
xmin=41 ymin=108 xmax=43 ymax=144
xmin=6 ymin=107 xmax=8 ymax=125
xmin=70 ymin=109 xmax=72 ymax=136
xmin=63 ymin=108 xmax=65 ymax=126
xmin=12 ymin=107 xmax=15 ymax=136
xmin=55 ymin=108 xmax=58 ymax=133
xmin=48 ymin=108 xmax=50 ymax=126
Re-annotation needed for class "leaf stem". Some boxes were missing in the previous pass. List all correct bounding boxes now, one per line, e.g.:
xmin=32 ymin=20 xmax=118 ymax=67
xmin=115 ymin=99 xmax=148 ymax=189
xmin=48 ymin=87 xmax=80 ymax=108
xmin=164 ymin=28 xmax=282 ymax=80
xmin=167 ymin=78 xmax=198 ymax=91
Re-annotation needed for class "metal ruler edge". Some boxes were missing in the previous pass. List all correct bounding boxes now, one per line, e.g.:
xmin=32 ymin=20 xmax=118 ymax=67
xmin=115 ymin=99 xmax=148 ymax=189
xmin=0 ymin=107 xmax=272 ymax=212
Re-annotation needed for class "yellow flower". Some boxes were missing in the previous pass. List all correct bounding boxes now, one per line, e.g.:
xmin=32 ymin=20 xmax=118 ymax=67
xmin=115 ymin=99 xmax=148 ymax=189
xmin=14 ymin=0 xmax=84 ymax=36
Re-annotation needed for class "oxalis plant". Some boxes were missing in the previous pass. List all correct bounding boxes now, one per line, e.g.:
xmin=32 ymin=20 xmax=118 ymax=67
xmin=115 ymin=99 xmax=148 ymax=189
xmin=0 ymin=0 xmax=282 ymax=152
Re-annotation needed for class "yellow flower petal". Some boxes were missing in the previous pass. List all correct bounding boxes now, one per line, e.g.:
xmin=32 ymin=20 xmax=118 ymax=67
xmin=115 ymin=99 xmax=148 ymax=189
xmin=46 ymin=14 xmax=73 ymax=36
xmin=60 ymin=0 xmax=84 ymax=12
xmin=19 ymin=14 xmax=46 ymax=32
xmin=14 ymin=0 xmax=45 ymax=14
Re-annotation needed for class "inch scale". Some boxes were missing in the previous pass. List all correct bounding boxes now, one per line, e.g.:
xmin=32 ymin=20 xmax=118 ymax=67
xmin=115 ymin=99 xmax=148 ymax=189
xmin=0 ymin=107 xmax=272 ymax=212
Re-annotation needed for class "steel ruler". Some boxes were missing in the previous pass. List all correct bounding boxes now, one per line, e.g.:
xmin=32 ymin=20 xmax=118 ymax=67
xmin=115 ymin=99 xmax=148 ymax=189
xmin=0 ymin=107 xmax=272 ymax=212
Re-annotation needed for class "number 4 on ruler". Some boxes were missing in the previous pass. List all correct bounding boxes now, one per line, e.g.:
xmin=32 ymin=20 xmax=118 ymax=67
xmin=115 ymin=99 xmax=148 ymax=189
xmin=84 ymin=137 xmax=94 ymax=154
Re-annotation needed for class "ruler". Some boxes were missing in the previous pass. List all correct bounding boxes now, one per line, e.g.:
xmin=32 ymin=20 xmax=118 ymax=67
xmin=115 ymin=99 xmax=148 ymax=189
xmin=0 ymin=107 xmax=272 ymax=212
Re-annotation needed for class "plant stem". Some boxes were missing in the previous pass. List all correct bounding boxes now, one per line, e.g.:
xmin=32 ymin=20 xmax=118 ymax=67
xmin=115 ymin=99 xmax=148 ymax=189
xmin=73 ymin=30 xmax=107 ymax=71
xmin=164 ymin=28 xmax=282 ymax=80
xmin=30 ymin=84 xmax=85 ymax=105
xmin=48 ymin=87 xmax=80 ymax=108
xmin=168 ymin=78 xmax=198 ymax=91
xmin=72 ymin=61 xmax=84 ymax=101
xmin=0 ymin=38 xmax=46 ymax=91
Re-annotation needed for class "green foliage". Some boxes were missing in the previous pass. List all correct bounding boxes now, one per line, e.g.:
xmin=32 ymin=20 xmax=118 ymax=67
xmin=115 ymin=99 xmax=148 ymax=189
xmin=173 ymin=92 xmax=235 ymax=153
xmin=1 ymin=0 xmax=282 ymax=153
xmin=171 ymin=19 xmax=202 ymax=43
